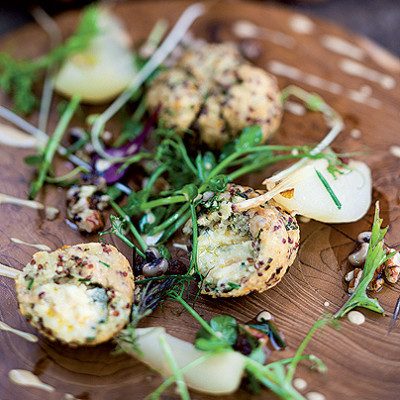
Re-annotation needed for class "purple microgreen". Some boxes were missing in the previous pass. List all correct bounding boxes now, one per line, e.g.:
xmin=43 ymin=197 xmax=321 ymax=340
xmin=93 ymin=110 xmax=157 ymax=184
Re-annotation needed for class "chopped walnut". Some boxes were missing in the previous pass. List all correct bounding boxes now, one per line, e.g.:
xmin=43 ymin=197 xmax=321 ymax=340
xmin=346 ymin=268 xmax=362 ymax=294
xmin=384 ymin=249 xmax=400 ymax=283
xmin=345 ymin=238 xmax=399 ymax=293
xmin=370 ymin=277 xmax=385 ymax=291
xmin=66 ymin=185 xmax=110 ymax=233
xmin=367 ymin=262 xmax=385 ymax=292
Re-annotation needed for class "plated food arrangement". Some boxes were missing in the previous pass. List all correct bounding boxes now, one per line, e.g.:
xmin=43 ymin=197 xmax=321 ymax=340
xmin=1 ymin=1 xmax=400 ymax=400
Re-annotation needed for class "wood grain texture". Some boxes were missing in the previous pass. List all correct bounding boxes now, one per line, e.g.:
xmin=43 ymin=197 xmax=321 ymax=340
xmin=1 ymin=1 xmax=400 ymax=399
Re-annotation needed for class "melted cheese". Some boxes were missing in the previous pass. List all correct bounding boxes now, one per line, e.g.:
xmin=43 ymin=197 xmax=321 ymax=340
xmin=33 ymin=283 xmax=107 ymax=342
xmin=197 ymin=227 xmax=255 ymax=288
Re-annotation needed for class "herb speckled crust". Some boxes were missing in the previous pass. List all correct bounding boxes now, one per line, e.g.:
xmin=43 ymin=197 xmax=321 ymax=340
xmin=146 ymin=69 xmax=202 ymax=131
xmin=15 ymin=243 xmax=134 ymax=346
xmin=146 ymin=43 xmax=282 ymax=149
xmin=184 ymin=184 xmax=299 ymax=297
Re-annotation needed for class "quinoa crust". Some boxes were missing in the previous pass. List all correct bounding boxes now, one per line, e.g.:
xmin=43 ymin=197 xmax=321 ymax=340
xmin=146 ymin=43 xmax=282 ymax=149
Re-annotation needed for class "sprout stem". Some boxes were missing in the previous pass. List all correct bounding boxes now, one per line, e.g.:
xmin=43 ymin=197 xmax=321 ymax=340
xmin=158 ymin=335 xmax=190 ymax=400
xmin=110 ymin=200 xmax=148 ymax=254
xmin=0 ymin=105 xmax=90 ymax=171
xmin=32 ymin=7 xmax=62 ymax=133
xmin=268 ymin=85 xmax=344 ymax=183
xmin=29 ymin=94 xmax=81 ymax=199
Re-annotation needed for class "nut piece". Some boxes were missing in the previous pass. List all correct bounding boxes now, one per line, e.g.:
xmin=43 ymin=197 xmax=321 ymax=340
xmin=370 ymin=277 xmax=384 ymax=291
xmin=384 ymin=250 xmax=400 ymax=283
xmin=345 ymin=233 xmax=399 ymax=293
xmin=66 ymin=185 xmax=110 ymax=233
xmin=346 ymin=268 xmax=362 ymax=294
xmin=348 ymin=242 xmax=369 ymax=267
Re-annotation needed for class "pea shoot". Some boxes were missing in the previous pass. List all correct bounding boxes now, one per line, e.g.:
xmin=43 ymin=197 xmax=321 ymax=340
xmin=119 ymin=285 xmax=336 ymax=400
xmin=28 ymin=94 xmax=81 ymax=199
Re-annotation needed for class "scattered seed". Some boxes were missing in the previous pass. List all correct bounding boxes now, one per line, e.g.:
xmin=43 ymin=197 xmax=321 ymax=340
xmin=306 ymin=392 xmax=325 ymax=400
xmin=293 ymin=378 xmax=307 ymax=391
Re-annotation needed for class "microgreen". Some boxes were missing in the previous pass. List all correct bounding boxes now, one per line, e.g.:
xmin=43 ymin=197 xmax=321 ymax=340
xmin=99 ymin=261 xmax=110 ymax=268
xmin=335 ymin=202 xmax=396 ymax=318
xmin=45 ymin=166 xmax=86 ymax=186
xmin=195 ymin=315 xmax=237 ymax=351
xmin=110 ymin=200 xmax=148 ymax=256
xmin=28 ymin=94 xmax=81 ymax=199
xmin=158 ymin=335 xmax=191 ymax=400
xmin=136 ymin=293 xmax=333 ymax=400
xmin=116 ymin=278 xmax=179 ymax=353
xmin=128 ymin=127 xmax=334 ymax=247
xmin=0 ymin=5 xmax=99 ymax=114
xmin=234 ymin=125 xmax=264 ymax=151
xmin=99 ymin=214 xmax=146 ymax=258
xmin=314 ymin=168 xmax=342 ymax=210
xmin=27 ymin=278 xmax=34 ymax=290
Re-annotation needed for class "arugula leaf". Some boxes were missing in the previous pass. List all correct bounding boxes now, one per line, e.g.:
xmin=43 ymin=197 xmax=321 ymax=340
xmin=0 ymin=5 xmax=99 ymax=114
xmin=335 ymin=202 xmax=396 ymax=318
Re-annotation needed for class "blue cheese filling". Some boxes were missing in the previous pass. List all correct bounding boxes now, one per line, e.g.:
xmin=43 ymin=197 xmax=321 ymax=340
xmin=32 ymin=283 xmax=108 ymax=343
xmin=198 ymin=228 xmax=256 ymax=290
xmin=197 ymin=199 xmax=257 ymax=292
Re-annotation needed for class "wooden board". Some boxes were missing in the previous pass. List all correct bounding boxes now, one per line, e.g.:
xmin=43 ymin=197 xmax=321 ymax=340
xmin=1 ymin=1 xmax=400 ymax=399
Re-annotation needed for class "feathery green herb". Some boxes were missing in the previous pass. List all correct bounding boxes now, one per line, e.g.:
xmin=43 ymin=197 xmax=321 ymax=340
xmin=116 ymin=278 xmax=179 ymax=353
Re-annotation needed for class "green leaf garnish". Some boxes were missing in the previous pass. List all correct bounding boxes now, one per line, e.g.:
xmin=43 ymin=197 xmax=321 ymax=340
xmin=195 ymin=315 xmax=237 ymax=351
xmin=27 ymin=278 xmax=34 ymax=290
xmin=226 ymin=282 xmax=240 ymax=291
xmin=315 ymin=168 xmax=342 ymax=210
xmin=335 ymin=202 xmax=396 ymax=318
xmin=99 ymin=261 xmax=110 ymax=268
xmin=29 ymin=94 xmax=81 ymax=199
xmin=234 ymin=125 xmax=263 ymax=152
